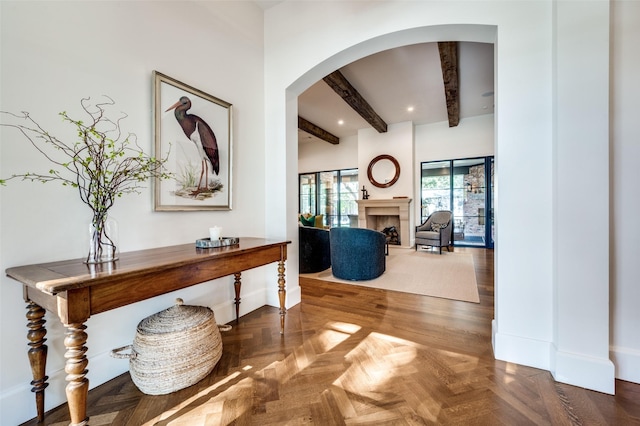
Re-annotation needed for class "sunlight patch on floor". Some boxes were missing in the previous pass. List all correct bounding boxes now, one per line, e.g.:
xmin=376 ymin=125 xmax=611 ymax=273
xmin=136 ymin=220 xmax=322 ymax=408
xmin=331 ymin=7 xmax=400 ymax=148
xmin=316 ymin=327 xmax=356 ymax=353
xmin=142 ymin=370 xmax=244 ymax=425
xmin=327 ymin=321 xmax=362 ymax=334
xmin=338 ymin=332 xmax=418 ymax=390
xmin=139 ymin=323 xmax=435 ymax=424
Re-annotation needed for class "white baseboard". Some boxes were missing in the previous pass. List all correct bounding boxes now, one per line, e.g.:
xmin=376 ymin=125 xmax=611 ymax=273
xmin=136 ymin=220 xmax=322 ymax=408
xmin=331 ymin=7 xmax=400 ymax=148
xmin=492 ymin=320 xmax=552 ymax=371
xmin=492 ymin=321 xmax=616 ymax=394
xmin=285 ymin=284 xmax=301 ymax=308
xmin=610 ymin=345 xmax=640 ymax=384
xmin=552 ymin=349 xmax=615 ymax=394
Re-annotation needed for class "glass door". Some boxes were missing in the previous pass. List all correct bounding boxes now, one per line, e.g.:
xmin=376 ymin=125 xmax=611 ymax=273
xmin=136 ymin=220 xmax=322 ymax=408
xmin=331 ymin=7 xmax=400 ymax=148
xmin=299 ymin=173 xmax=316 ymax=215
xmin=420 ymin=161 xmax=451 ymax=223
xmin=338 ymin=169 xmax=359 ymax=227
xmin=488 ymin=157 xmax=494 ymax=248
xmin=420 ymin=156 xmax=494 ymax=248
xmin=453 ymin=158 xmax=486 ymax=247
xmin=319 ymin=171 xmax=337 ymax=228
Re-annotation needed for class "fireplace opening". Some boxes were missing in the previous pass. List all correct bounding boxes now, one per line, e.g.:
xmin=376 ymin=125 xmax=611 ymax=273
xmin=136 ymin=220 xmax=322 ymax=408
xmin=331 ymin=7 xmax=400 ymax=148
xmin=381 ymin=226 xmax=400 ymax=245
xmin=357 ymin=198 xmax=412 ymax=249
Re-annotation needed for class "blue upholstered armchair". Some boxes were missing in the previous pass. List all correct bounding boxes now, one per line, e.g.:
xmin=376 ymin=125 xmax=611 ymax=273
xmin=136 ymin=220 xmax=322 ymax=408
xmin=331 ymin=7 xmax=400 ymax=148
xmin=329 ymin=227 xmax=386 ymax=281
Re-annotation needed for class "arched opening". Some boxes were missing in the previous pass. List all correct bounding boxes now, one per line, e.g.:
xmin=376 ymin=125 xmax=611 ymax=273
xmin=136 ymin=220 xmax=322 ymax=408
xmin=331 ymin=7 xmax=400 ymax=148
xmin=284 ymin=24 xmax=496 ymax=292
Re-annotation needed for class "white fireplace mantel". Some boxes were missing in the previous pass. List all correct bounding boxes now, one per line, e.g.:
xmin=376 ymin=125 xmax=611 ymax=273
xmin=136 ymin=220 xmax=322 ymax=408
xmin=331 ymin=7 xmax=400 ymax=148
xmin=356 ymin=198 xmax=413 ymax=248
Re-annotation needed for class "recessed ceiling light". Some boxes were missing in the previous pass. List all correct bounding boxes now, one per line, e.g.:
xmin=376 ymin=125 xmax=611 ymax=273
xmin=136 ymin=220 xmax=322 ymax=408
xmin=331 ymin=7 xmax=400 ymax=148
xmin=338 ymin=119 xmax=344 ymax=125
xmin=407 ymin=106 xmax=414 ymax=112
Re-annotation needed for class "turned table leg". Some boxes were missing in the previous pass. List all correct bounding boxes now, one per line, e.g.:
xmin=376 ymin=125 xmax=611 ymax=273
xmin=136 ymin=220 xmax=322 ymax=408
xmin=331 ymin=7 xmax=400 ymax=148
xmin=26 ymin=301 xmax=48 ymax=423
xmin=277 ymin=259 xmax=286 ymax=335
xmin=233 ymin=272 xmax=242 ymax=323
xmin=64 ymin=322 xmax=89 ymax=426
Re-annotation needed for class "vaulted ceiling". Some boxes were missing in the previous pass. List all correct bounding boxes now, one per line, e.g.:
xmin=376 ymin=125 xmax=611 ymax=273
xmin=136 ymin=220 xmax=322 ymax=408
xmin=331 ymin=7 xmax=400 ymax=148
xmin=298 ymin=41 xmax=494 ymax=145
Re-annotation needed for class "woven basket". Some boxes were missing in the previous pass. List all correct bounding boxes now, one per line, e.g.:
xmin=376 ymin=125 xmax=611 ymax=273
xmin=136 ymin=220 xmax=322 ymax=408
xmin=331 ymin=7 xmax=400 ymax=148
xmin=111 ymin=298 xmax=231 ymax=395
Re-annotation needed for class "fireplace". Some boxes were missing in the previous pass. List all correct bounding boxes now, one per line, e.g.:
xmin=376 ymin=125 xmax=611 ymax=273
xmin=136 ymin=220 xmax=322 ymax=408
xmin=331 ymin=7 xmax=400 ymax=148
xmin=356 ymin=198 xmax=413 ymax=248
xmin=381 ymin=225 xmax=400 ymax=245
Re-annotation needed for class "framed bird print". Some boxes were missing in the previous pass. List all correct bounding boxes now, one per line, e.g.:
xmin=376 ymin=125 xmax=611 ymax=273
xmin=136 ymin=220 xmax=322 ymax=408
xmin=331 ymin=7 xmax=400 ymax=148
xmin=153 ymin=71 xmax=232 ymax=211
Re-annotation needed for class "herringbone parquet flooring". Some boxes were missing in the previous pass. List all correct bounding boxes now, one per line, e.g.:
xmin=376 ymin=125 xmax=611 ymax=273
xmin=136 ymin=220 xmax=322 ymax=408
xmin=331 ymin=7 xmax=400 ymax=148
xmin=21 ymin=248 xmax=640 ymax=425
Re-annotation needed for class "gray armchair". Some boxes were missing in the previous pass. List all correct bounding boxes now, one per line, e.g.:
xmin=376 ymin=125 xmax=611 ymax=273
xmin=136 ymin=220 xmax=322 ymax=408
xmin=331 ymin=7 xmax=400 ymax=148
xmin=415 ymin=210 xmax=453 ymax=254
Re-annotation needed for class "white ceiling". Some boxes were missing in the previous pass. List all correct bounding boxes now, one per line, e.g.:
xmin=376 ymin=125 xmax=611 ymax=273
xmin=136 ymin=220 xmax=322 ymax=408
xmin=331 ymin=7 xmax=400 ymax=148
xmin=298 ymin=41 xmax=495 ymax=145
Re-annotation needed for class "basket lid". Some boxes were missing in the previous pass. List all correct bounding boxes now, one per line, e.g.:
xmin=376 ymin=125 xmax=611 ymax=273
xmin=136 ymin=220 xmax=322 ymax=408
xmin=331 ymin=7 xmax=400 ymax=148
xmin=137 ymin=298 xmax=214 ymax=335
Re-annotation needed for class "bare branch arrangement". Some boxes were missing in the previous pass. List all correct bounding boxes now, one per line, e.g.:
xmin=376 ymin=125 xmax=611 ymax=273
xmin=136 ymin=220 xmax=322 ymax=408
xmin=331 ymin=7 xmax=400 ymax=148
xmin=1 ymin=96 xmax=172 ymax=263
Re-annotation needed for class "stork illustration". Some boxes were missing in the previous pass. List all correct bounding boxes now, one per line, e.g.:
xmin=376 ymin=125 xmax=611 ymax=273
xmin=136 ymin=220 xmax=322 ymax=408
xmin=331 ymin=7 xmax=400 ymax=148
xmin=166 ymin=96 xmax=219 ymax=191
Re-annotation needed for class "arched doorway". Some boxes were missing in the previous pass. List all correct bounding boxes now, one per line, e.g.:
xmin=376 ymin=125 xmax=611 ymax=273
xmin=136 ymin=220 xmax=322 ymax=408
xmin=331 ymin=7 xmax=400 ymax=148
xmin=285 ymin=24 xmax=496 ymax=275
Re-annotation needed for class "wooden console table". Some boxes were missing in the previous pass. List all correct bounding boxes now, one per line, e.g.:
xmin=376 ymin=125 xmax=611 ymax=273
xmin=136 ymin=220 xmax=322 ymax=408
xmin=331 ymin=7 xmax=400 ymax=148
xmin=6 ymin=238 xmax=290 ymax=426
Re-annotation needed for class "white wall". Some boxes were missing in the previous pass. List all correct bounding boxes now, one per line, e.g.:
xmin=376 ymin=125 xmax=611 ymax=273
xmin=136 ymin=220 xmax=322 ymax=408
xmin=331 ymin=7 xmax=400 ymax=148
xmin=298 ymin=134 xmax=358 ymax=173
xmin=610 ymin=0 xmax=640 ymax=384
xmin=265 ymin=0 xmax=620 ymax=395
xmin=415 ymin=114 xmax=495 ymax=162
xmin=358 ymin=122 xmax=414 ymax=200
xmin=300 ymin=116 xmax=496 ymax=170
xmin=0 ymin=2 xmax=270 ymax=424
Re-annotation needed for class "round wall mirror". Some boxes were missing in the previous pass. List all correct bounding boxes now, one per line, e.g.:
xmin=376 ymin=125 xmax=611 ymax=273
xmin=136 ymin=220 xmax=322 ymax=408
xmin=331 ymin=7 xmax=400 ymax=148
xmin=367 ymin=154 xmax=400 ymax=188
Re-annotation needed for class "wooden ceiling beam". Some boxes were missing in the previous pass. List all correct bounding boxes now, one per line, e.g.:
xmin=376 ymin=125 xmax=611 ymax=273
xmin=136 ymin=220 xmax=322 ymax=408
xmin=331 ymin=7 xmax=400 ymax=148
xmin=298 ymin=116 xmax=340 ymax=145
xmin=323 ymin=70 xmax=388 ymax=133
xmin=438 ymin=41 xmax=460 ymax=127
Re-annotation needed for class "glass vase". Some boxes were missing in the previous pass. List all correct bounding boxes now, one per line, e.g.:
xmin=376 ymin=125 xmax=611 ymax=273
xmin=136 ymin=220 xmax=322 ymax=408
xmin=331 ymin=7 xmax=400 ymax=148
xmin=86 ymin=214 xmax=119 ymax=264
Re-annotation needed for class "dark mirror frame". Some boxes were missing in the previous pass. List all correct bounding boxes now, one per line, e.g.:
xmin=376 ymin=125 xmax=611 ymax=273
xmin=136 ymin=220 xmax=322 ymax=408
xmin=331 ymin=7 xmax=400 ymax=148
xmin=367 ymin=154 xmax=400 ymax=188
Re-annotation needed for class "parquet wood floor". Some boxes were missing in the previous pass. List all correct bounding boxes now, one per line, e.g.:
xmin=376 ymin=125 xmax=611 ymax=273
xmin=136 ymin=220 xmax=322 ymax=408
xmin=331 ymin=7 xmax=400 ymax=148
xmin=20 ymin=248 xmax=640 ymax=425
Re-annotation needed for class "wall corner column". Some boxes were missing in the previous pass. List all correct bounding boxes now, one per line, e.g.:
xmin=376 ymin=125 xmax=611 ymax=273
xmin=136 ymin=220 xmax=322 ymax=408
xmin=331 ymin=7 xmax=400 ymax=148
xmin=551 ymin=0 xmax=614 ymax=394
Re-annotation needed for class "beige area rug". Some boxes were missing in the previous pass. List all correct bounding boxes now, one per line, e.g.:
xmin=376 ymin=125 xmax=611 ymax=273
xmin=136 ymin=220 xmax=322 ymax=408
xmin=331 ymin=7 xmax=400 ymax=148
xmin=300 ymin=247 xmax=480 ymax=303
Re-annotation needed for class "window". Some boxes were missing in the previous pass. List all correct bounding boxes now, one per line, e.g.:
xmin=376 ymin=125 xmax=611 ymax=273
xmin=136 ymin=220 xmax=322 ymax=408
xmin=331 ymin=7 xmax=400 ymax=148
xmin=299 ymin=168 xmax=358 ymax=227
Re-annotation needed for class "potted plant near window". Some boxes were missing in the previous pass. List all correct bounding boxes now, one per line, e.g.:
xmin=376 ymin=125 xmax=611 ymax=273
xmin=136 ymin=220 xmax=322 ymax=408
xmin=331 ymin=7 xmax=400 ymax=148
xmin=1 ymin=96 xmax=171 ymax=263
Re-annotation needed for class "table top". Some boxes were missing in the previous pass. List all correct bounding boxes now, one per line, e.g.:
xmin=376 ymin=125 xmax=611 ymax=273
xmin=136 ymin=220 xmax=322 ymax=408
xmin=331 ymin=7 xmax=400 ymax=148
xmin=6 ymin=238 xmax=290 ymax=296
